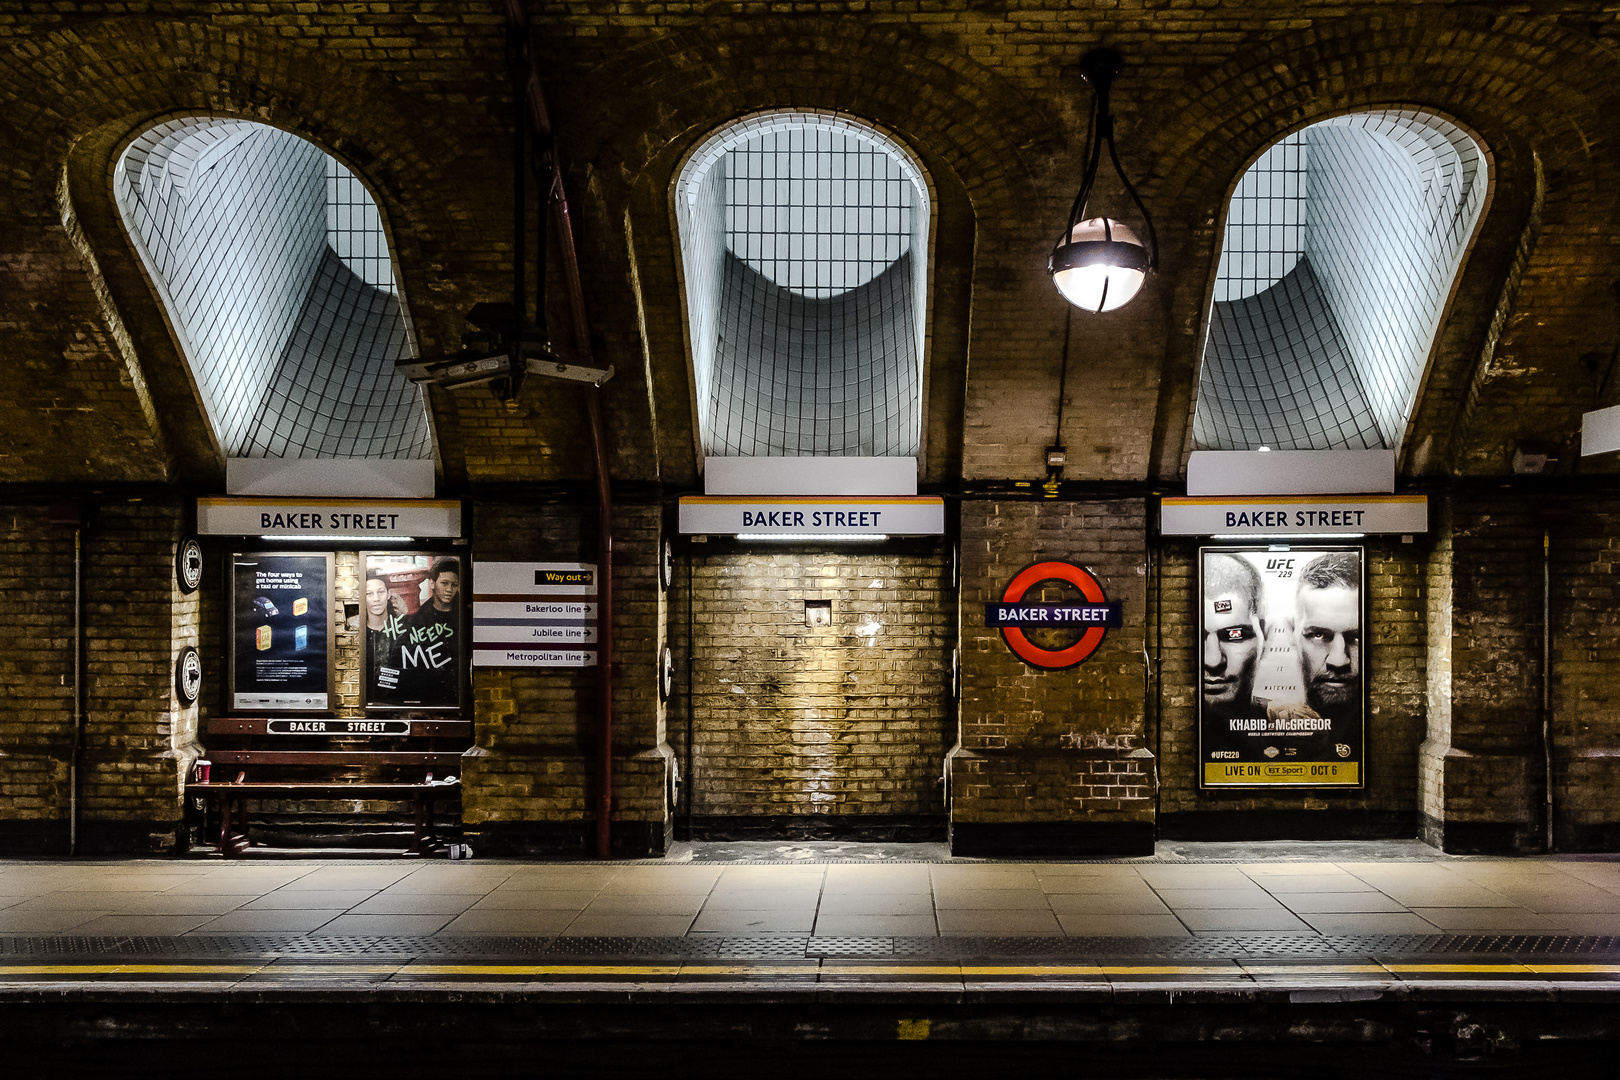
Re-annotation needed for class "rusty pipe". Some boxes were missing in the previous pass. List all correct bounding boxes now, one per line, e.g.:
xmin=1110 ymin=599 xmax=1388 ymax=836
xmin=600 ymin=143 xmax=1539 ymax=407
xmin=505 ymin=0 xmax=614 ymax=858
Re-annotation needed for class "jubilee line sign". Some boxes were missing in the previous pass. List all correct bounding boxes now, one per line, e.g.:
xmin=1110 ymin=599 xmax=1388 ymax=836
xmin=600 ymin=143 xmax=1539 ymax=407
xmin=471 ymin=562 xmax=598 ymax=668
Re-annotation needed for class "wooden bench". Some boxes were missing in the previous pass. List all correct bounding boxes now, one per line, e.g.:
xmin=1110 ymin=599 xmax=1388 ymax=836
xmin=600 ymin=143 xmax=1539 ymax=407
xmin=190 ymin=719 xmax=475 ymax=857
xmin=189 ymin=772 xmax=461 ymax=857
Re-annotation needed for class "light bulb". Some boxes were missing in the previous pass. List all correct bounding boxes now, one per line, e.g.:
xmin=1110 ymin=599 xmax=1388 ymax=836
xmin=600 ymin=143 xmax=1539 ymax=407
xmin=1049 ymin=217 xmax=1148 ymax=313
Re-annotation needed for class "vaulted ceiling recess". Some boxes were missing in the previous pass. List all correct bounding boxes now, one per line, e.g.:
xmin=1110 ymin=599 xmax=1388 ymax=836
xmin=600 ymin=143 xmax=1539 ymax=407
xmin=675 ymin=111 xmax=930 ymax=462
xmin=1193 ymin=111 xmax=1488 ymax=452
xmin=115 ymin=118 xmax=431 ymax=462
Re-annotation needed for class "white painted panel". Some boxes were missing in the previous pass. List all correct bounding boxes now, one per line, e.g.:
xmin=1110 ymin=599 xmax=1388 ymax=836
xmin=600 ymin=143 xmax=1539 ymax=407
xmin=227 ymin=458 xmax=436 ymax=498
xmin=1186 ymin=450 xmax=1395 ymax=495
xmin=1582 ymin=405 xmax=1620 ymax=457
xmin=704 ymin=456 xmax=918 ymax=495
xmin=197 ymin=497 xmax=461 ymax=537
xmin=678 ymin=496 xmax=942 ymax=535
xmin=1161 ymin=495 xmax=1427 ymax=536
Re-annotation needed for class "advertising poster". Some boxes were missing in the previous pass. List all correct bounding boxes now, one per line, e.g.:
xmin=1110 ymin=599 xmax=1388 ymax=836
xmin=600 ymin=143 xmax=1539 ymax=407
xmin=230 ymin=552 xmax=332 ymax=711
xmin=364 ymin=552 xmax=465 ymax=710
xmin=1198 ymin=546 xmax=1364 ymax=789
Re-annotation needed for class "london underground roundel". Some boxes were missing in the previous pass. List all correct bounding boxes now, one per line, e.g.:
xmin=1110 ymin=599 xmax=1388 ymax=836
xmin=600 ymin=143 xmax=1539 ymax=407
xmin=990 ymin=561 xmax=1120 ymax=670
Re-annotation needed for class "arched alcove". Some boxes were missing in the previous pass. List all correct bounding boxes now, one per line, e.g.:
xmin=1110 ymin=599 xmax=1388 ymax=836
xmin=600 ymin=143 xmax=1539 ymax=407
xmin=674 ymin=111 xmax=931 ymax=460
xmin=115 ymin=118 xmax=431 ymax=460
xmin=1192 ymin=111 xmax=1489 ymax=452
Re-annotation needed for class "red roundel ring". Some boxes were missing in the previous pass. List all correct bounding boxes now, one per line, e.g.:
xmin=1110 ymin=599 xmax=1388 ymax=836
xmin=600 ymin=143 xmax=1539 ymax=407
xmin=999 ymin=561 xmax=1110 ymax=670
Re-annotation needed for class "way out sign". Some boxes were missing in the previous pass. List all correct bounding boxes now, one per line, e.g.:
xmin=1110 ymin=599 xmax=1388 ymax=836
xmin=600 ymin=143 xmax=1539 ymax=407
xmin=471 ymin=562 xmax=598 ymax=668
xmin=988 ymin=561 xmax=1120 ymax=670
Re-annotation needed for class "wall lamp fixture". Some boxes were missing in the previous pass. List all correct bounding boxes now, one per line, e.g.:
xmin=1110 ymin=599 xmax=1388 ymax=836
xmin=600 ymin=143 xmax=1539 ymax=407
xmin=1048 ymin=48 xmax=1158 ymax=313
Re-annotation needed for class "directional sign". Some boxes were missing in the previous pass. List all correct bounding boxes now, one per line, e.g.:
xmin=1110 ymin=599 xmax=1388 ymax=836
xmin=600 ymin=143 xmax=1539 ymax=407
xmin=471 ymin=562 xmax=598 ymax=668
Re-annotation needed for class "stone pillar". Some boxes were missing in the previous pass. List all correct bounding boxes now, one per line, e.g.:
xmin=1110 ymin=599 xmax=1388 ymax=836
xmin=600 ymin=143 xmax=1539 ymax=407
xmin=79 ymin=499 xmax=195 ymax=853
xmin=1420 ymin=495 xmax=1544 ymax=853
xmin=461 ymin=497 xmax=671 ymax=856
xmin=951 ymin=497 xmax=1154 ymax=856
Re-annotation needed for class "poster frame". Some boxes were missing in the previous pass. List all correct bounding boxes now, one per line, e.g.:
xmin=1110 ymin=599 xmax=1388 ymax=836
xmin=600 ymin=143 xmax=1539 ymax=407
xmin=1196 ymin=543 xmax=1367 ymax=791
xmin=361 ymin=549 xmax=468 ymax=713
xmin=227 ymin=549 xmax=338 ymax=714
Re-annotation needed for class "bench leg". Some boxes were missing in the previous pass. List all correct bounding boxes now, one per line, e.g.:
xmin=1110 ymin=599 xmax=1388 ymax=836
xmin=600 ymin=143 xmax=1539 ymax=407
xmin=218 ymin=795 xmax=250 ymax=858
xmin=410 ymin=793 xmax=435 ymax=855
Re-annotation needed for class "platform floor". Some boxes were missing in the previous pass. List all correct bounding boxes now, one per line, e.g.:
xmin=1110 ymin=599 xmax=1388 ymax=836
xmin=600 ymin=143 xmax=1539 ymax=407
xmin=6 ymin=843 xmax=1620 ymax=1076
xmin=0 ymin=841 xmax=1618 ymax=990
xmin=6 ymin=840 xmax=1620 ymax=940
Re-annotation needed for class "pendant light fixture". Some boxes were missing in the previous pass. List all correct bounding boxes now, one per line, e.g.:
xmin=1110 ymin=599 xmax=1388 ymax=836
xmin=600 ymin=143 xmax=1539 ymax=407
xmin=1048 ymin=48 xmax=1159 ymax=313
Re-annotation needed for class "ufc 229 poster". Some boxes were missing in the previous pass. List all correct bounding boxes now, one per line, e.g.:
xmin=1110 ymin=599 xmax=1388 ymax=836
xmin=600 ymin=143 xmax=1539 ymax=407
xmin=1198 ymin=546 xmax=1364 ymax=789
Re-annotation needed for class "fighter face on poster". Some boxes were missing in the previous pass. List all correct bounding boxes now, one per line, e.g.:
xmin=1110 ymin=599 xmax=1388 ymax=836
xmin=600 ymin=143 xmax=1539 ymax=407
xmin=1198 ymin=547 xmax=1364 ymax=788
xmin=364 ymin=553 xmax=465 ymax=710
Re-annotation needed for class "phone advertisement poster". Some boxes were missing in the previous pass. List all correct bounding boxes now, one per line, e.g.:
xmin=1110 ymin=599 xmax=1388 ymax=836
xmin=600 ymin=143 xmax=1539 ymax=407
xmin=1198 ymin=546 xmax=1365 ymax=789
xmin=363 ymin=552 xmax=465 ymax=710
xmin=230 ymin=552 xmax=333 ymax=711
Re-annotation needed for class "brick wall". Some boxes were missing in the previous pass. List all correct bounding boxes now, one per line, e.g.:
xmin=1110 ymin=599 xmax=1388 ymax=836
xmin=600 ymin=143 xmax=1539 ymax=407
xmin=670 ymin=541 xmax=951 ymax=834
xmin=1157 ymin=538 xmax=1427 ymax=839
xmin=953 ymin=498 xmax=1153 ymax=853
xmin=0 ymin=505 xmax=76 ymax=851
xmin=462 ymin=495 xmax=670 ymax=855
xmin=0 ymin=498 xmax=194 ymax=854
xmin=1547 ymin=497 xmax=1620 ymax=851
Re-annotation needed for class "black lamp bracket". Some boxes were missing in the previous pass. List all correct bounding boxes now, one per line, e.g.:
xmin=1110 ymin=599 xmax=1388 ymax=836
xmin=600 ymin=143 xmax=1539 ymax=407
xmin=1056 ymin=47 xmax=1158 ymax=273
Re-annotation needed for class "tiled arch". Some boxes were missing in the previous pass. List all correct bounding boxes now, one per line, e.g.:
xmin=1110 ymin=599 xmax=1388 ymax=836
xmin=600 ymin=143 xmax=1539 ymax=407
xmin=674 ymin=111 xmax=931 ymax=459
xmin=115 ymin=118 xmax=431 ymax=460
xmin=1192 ymin=111 xmax=1488 ymax=452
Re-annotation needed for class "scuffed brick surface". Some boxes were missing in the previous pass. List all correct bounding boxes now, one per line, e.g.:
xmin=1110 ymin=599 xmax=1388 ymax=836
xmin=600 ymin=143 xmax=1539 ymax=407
xmin=672 ymin=544 xmax=951 ymax=819
xmin=956 ymin=499 xmax=1153 ymax=825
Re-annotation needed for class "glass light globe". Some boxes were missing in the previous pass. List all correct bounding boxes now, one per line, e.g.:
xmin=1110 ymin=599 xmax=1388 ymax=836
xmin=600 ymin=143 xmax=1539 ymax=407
xmin=1049 ymin=217 xmax=1149 ymax=313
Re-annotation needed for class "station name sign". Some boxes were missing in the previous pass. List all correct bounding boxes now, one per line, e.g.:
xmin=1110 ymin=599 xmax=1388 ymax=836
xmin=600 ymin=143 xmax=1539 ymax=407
xmin=1160 ymin=495 xmax=1427 ymax=537
xmin=198 ymin=497 xmax=463 ymax=538
xmin=984 ymin=602 xmax=1123 ymax=628
xmin=677 ymin=496 xmax=945 ymax=536
xmin=267 ymin=719 xmax=410 ymax=736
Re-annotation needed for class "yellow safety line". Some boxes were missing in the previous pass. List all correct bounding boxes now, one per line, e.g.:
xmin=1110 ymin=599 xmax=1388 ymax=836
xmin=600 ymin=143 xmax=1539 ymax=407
xmin=1523 ymin=964 xmax=1620 ymax=975
xmin=819 ymin=965 xmax=962 ymax=976
xmin=960 ymin=966 xmax=1100 ymax=976
xmin=2 ymin=961 xmax=1619 ymax=981
xmin=1238 ymin=964 xmax=1388 ymax=975
xmin=1383 ymin=964 xmax=1533 ymax=974
xmin=0 ymin=965 xmax=265 ymax=976
xmin=405 ymin=965 xmax=680 ymax=977
xmin=1094 ymin=965 xmax=1240 ymax=975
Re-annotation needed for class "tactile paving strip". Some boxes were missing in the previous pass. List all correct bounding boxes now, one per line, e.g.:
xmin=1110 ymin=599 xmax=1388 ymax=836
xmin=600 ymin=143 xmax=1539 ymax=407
xmin=3 ymin=934 xmax=1618 ymax=962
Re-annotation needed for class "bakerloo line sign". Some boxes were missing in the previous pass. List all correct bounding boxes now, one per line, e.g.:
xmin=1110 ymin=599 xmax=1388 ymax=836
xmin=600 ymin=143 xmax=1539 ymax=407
xmin=987 ymin=561 xmax=1122 ymax=670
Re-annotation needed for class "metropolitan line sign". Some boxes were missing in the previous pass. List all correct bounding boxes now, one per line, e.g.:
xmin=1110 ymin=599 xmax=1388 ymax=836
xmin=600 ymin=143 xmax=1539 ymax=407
xmin=1160 ymin=495 xmax=1427 ymax=537
xmin=471 ymin=562 xmax=598 ymax=668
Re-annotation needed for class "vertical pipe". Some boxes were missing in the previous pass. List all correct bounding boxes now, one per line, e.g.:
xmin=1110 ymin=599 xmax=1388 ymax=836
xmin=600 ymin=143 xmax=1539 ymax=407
xmin=685 ymin=545 xmax=695 ymax=837
xmin=1543 ymin=528 xmax=1554 ymax=852
xmin=70 ymin=526 xmax=81 ymax=856
xmin=509 ymin=0 xmax=614 ymax=858
xmin=586 ymin=391 xmax=613 ymax=860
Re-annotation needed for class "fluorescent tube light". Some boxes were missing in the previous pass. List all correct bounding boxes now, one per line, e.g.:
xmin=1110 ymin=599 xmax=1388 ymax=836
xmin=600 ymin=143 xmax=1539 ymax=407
xmin=1209 ymin=533 xmax=1366 ymax=541
xmin=261 ymin=534 xmax=416 ymax=543
xmin=734 ymin=533 xmax=889 ymax=542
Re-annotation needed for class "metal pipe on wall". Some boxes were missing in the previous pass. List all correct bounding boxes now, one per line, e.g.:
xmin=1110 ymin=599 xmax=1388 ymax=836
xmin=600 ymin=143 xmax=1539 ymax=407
xmin=70 ymin=525 xmax=82 ymax=856
xmin=1543 ymin=529 xmax=1554 ymax=853
xmin=506 ymin=0 xmax=615 ymax=858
